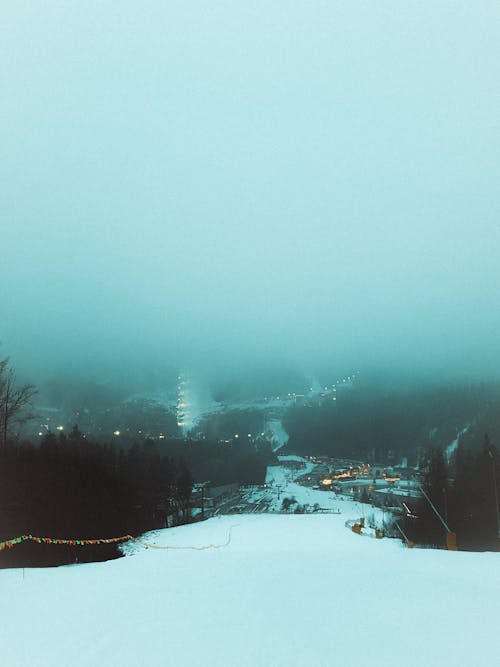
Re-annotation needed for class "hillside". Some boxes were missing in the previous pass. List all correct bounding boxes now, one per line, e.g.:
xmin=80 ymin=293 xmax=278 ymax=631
xmin=1 ymin=513 xmax=499 ymax=666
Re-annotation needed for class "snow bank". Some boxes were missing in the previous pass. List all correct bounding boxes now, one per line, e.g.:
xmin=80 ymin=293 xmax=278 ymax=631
xmin=1 ymin=514 xmax=499 ymax=666
xmin=277 ymin=455 xmax=308 ymax=463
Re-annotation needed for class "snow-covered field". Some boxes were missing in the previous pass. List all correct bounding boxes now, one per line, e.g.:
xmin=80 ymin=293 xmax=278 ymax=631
xmin=261 ymin=462 xmax=384 ymax=523
xmin=1 ymin=512 xmax=499 ymax=667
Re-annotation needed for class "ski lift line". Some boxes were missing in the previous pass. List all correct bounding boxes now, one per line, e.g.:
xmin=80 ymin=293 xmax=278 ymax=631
xmin=418 ymin=485 xmax=452 ymax=533
xmin=394 ymin=522 xmax=410 ymax=543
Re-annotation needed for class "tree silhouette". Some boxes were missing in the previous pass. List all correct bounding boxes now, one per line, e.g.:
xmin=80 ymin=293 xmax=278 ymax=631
xmin=0 ymin=357 xmax=37 ymax=450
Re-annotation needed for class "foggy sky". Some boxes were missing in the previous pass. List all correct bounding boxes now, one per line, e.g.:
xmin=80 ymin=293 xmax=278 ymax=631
xmin=1 ymin=2 xmax=500 ymax=389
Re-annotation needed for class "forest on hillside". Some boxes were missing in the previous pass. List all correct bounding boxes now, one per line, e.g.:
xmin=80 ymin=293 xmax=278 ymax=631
xmin=282 ymin=382 xmax=500 ymax=464
xmin=0 ymin=356 xmax=274 ymax=567
xmin=404 ymin=438 xmax=500 ymax=551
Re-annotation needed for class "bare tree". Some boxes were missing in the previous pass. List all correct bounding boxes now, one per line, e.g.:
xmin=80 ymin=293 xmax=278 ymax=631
xmin=0 ymin=357 xmax=37 ymax=450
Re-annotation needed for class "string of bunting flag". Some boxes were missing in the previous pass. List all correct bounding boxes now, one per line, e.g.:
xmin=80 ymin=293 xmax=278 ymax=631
xmin=0 ymin=525 xmax=238 ymax=553
xmin=0 ymin=534 xmax=133 ymax=551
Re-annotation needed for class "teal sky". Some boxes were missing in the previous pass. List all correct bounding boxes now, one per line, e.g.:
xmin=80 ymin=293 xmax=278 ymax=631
xmin=1 ymin=2 xmax=500 ymax=384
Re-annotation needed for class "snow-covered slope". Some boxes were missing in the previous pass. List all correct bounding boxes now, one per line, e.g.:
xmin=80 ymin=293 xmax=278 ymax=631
xmin=1 ymin=514 xmax=498 ymax=666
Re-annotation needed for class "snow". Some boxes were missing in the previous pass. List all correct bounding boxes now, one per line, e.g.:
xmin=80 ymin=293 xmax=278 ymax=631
xmin=374 ymin=486 xmax=422 ymax=498
xmin=1 ymin=460 xmax=497 ymax=665
xmin=2 ymin=511 xmax=499 ymax=666
xmin=262 ymin=463 xmax=382 ymax=519
xmin=277 ymin=454 xmax=307 ymax=463
xmin=445 ymin=425 xmax=469 ymax=463
xmin=266 ymin=419 xmax=289 ymax=450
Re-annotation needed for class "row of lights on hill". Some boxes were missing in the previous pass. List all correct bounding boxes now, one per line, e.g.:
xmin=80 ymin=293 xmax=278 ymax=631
xmin=112 ymin=430 xmax=168 ymax=439
xmin=38 ymin=424 xmax=65 ymax=436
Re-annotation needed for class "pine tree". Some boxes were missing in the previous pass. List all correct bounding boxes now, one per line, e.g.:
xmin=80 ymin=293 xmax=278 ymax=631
xmin=176 ymin=459 xmax=193 ymax=522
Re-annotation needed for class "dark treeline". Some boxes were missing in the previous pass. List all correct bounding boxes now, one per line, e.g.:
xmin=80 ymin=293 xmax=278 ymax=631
xmin=41 ymin=380 xmax=181 ymax=441
xmin=0 ymin=426 xmax=193 ymax=568
xmin=170 ymin=436 xmax=275 ymax=485
xmin=0 ymin=427 xmax=273 ymax=568
xmin=0 ymin=356 xmax=273 ymax=568
xmin=403 ymin=438 xmax=500 ymax=551
xmin=283 ymin=382 xmax=498 ymax=464
xmin=193 ymin=409 xmax=266 ymax=441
